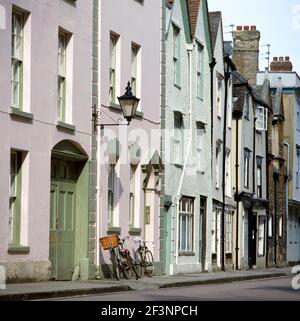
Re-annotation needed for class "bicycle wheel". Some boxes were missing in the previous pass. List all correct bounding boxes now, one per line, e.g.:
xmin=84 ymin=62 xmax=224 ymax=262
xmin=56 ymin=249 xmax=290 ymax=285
xmin=127 ymin=254 xmax=140 ymax=280
xmin=144 ymin=250 xmax=154 ymax=277
xmin=110 ymin=249 xmax=120 ymax=281
xmin=134 ymin=250 xmax=143 ymax=278
xmin=120 ymin=257 xmax=131 ymax=279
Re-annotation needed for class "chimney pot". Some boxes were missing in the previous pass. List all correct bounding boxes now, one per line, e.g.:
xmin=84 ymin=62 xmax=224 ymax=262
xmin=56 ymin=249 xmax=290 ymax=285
xmin=244 ymin=25 xmax=250 ymax=31
xmin=251 ymin=25 xmax=256 ymax=30
xmin=270 ymin=56 xmax=293 ymax=72
xmin=237 ymin=26 xmax=243 ymax=31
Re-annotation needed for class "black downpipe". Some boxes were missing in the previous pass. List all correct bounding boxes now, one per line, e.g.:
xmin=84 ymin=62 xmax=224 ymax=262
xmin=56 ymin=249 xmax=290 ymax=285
xmin=274 ymin=175 xmax=278 ymax=266
xmin=221 ymin=66 xmax=230 ymax=272
xmin=210 ymin=58 xmax=217 ymax=172
xmin=253 ymin=118 xmax=257 ymax=197
xmin=235 ymin=117 xmax=240 ymax=270
xmin=250 ymin=115 xmax=257 ymax=268
xmin=265 ymin=125 xmax=270 ymax=268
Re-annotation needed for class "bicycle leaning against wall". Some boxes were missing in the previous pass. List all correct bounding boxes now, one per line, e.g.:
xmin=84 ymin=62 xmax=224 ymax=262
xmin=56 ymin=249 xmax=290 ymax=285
xmin=134 ymin=237 xmax=154 ymax=278
xmin=99 ymin=234 xmax=140 ymax=281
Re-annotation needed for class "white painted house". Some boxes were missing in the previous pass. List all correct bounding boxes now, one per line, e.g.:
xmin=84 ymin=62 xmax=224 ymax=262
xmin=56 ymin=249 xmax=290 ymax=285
xmin=163 ymin=0 xmax=214 ymax=274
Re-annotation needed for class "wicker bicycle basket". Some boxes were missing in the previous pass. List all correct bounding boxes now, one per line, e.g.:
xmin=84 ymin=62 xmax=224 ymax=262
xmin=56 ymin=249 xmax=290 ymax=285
xmin=99 ymin=234 xmax=119 ymax=250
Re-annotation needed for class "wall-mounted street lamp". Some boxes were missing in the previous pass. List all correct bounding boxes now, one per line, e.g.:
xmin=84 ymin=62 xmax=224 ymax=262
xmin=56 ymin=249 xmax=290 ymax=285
xmin=92 ymin=81 xmax=140 ymax=131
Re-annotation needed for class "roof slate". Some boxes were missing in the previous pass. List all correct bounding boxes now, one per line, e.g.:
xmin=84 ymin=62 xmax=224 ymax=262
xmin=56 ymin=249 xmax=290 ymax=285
xmin=208 ymin=11 xmax=222 ymax=51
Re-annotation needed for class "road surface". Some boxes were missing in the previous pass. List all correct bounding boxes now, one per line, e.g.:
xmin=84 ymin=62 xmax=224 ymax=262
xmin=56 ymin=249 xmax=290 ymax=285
xmin=46 ymin=276 xmax=300 ymax=301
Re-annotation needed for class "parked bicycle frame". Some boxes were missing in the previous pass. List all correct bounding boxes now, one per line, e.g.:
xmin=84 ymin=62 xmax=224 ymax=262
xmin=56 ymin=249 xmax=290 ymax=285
xmin=99 ymin=234 xmax=140 ymax=281
xmin=134 ymin=237 xmax=154 ymax=277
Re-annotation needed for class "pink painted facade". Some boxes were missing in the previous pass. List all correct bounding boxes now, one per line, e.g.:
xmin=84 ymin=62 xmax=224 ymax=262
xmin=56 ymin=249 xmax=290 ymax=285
xmin=95 ymin=0 xmax=163 ymax=275
xmin=0 ymin=0 xmax=92 ymax=281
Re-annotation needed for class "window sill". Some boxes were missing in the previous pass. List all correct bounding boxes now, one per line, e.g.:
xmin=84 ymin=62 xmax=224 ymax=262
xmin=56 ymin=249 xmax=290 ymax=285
xmin=128 ymin=227 xmax=142 ymax=235
xmin=106 ymin=226 xmax=121 ymax=234
xmin=109 ymin=102 xmax=143 ymax=118
xmin=8 ymin=245 xmax=30 ymax=254
xmin=56 ymin=121 xmax=76 ymax=132
xmin=10 ymin=107 xmax=33 ymax=121
xmin=179 ymin=252 xmax=195 ymax=257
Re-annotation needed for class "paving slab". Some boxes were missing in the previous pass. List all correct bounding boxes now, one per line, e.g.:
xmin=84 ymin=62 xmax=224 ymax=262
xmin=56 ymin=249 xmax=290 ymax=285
xmin=0 ymin=267 xmax=292 ymax=301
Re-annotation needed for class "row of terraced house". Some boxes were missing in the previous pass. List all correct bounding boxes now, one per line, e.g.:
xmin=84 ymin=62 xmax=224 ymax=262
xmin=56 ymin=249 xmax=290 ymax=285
xmin=0 ymin=0 xmax=299 ymax=282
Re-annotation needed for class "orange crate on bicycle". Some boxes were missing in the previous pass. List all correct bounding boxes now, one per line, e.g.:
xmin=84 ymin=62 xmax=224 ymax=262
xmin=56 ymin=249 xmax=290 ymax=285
xmin=99 ymin=234 xmax=119 ymax=250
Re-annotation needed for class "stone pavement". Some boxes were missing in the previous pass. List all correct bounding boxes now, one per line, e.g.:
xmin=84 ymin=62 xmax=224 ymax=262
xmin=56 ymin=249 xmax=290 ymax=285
xmin=0 ymin=267 xmax=292 ymax=301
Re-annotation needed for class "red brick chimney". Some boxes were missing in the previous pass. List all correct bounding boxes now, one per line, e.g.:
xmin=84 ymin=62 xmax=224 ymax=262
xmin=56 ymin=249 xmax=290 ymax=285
xmin=270 ymin=56 xmax=293 ymax=72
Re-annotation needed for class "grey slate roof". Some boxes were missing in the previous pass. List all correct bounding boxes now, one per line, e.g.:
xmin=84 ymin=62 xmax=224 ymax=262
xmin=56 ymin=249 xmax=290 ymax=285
xmin=208 ymin=11 xmax=222 ymax=52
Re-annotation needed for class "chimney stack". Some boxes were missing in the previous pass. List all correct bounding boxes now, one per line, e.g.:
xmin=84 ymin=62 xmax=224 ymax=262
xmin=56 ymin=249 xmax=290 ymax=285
xmin=232 ymin=25 xmax=261 ymax=86
xmin=270 ymin=56 xmax=293 ymax=72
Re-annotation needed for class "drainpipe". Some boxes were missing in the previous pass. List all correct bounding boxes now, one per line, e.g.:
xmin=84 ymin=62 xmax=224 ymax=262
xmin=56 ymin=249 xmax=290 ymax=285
xmin=235 ymin=117 xmax=240 ymax=270
xmin=210 ymin=58 xmax=217 ymax=172
xmin=221 ymin=65 xmax=230 ymax=271
xmin=266 ymin=118 xmax=270 ymax=268
xmin=283 ymin=141 xmax=290 ymax=219
xmin=174 ymin=44 xmax=194 ymax=270
xmin=251 ymin=115 xmax=257 ymax=269
xmin=95 ymin=0 xmax=102 ymax=280
xmin=252 ymin=117 xmax=257 ymax=196
xmin=283 ymin=141 xmax=290 ymax=264
xmin=274 ymin=172 xmax=278 ymax=266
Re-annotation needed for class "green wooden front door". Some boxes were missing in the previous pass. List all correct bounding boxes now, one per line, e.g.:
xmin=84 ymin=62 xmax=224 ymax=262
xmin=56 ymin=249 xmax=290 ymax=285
xmin=50 ymin=160 xmax=76 ymax=280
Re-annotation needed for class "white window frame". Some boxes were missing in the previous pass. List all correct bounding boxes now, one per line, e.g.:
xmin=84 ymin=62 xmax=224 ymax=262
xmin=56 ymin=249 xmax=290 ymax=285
xmin=131 ymin=43 xmax=139 ymax=96
xmin=268 ymin=215 xmax=273 ymax=237
xmin=258 ymin=216 xmax=265 ymax=256
xmin=129 ymin=164 xmax=137 ymax=227
xmin=173 ymin=25 xmax=180 ymax=87
xmin=211 ymin=209 xmax=216 ymax=254
xmin=257 ymin=157 xmax=263 ymax=198
xmin=279 ymin=216 xmax=283 ymax=238
xmin=108 ymin=164 xmax=115 ymax=226
xmin=244 ymin=149 xmax=250 ymax=189
xmin=109 ymin=33 xmax=118 ymax=103
xmin=179 ymin=197 xmax=194 ymax=253
xmin=196 ymin=42 xmax=203 ymax=99
xmin=215 ymin=143 xmax=221 ymax=189
xmin=196 ymin=124 xmax=205 ymax=172
xmin=11 ymin=10 xmax=24 ymax=110
xmin=256 ymin=106 xmax=268 ymax=131
xmin=174 ymin=113 xmax=183 ymax=165
xmin=216 ymin=75 xmax=222 ymax=118
xmin=58 ymin=31 xmax=67 ymax=122
xmin=227 ymin=79 xmax=233 ymax=128
xmin=225 ymin=212 xmax=233 ymax=254
xmin=225 ymin=150 xmax=231 ymax=197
